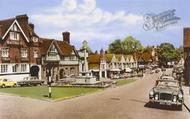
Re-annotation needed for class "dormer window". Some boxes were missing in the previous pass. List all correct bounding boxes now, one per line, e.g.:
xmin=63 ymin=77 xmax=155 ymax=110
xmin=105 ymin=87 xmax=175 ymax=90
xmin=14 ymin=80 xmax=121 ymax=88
xmin=32 ymin=37 xmax=38 ymax=42
xmin=10 ymin=32 xmax=19 ymax=40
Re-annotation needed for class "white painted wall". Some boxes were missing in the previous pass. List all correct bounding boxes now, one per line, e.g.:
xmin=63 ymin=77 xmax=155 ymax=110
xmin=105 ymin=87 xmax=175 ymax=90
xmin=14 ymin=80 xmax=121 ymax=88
xmin=0 ymin=74 xmax=30 ymax=81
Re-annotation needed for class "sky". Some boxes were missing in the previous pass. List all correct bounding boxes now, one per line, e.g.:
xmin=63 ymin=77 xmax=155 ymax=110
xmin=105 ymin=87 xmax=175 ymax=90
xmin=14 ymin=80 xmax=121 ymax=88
xmin=0 ymin=0 xmax=190 ymax=51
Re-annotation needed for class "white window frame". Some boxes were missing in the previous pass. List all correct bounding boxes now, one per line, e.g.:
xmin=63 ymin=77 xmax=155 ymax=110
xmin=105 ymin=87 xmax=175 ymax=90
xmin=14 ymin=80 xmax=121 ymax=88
xmin=34 ymin=50 xmax=38 ymax=58
xmin=21 ymin=64 xmax=27 ymax=72
xmin=11 ymin=24 xmax=18 ymax=31
xmin=10 ymin=32 xmax=19 ymax=40
xmin=1 ymin=65 xmax=8 ymax=73
xmin=21 ymin=48 xmax=28 ymax=58
xmin=1 ymin=48 xmax=9 ymax=57
xmin=12 ymin=64 xmax=19 ymax=73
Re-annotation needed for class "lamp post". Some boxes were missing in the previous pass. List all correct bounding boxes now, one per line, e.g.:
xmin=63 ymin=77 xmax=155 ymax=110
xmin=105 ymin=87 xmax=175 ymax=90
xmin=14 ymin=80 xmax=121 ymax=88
xmin=46 ymin=63 xmax=52 ymax=98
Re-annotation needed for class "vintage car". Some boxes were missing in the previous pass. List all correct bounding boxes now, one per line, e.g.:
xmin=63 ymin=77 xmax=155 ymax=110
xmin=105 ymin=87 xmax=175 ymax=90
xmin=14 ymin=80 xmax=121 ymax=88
xmin=161 ymin=76 xmax=175 ymax=80
xmin=17 ymin=76 xmax=44 ymax=86
xmin=0 ymin=78 xmax=17 ymax=88
xmin=149 ymin=79 xmax=184 ymax=109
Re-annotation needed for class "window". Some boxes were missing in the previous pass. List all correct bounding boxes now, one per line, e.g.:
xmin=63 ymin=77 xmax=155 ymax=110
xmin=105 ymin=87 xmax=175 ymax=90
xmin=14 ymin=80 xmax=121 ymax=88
xmin=12 ymin=64 xmax=19 ymax=72
xmin=1 ymin=48 xmax=9 ymax=57
xmin=32 ymin=37 xmax=38 ymax=42
xmin=21 ymin=49 xmax=28 ymax=58
xmin=1 ymin=65 xmax=8 ymax=73
xmin=11 ymin=24 xmax=18 ymax=31
xmin=70 ymin=56 xmax=76 ymax=60
xmin=21 ymin=64 xmax=27 ymax=72
xmin=10 ymin=32 xmax=19 ymax=40
xmin=50 ymin=45 xmax=56 ymax=52
xmin=34 ymin=50 xmax=38 ymax=58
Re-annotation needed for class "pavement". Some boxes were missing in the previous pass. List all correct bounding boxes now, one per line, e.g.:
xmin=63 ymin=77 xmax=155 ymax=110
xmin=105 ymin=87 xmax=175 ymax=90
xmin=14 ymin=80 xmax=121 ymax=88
xmin=0 ymin=71 xmax=190 ymax=119
xmin=183 ymin=86 xmax=190 ymax=112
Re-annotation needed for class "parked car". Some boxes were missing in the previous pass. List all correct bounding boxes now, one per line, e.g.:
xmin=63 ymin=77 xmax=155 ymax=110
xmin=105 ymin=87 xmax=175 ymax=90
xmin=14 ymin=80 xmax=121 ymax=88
xmin=17 ymin=76 xmax=44 ymax=86
xmin=149 ymin=79 xmax=184 ymax=110
xmin=0 ymin=78 xmax=17 ymax=88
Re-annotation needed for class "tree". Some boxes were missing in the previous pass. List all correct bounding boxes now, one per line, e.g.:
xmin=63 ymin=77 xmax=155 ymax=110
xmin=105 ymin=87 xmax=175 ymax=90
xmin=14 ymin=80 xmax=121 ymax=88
xmin=108 ymin=39 xmax=124 ymax=54
xmin=122 ymin=36 xmax=143 ymax=54
xmin=175 ymin=46 xmax=183 ymax=61
xmin=157 ymin=43 xmax=177 ymax=66
xmin=108 ymin=36 xmax=143 ymax=54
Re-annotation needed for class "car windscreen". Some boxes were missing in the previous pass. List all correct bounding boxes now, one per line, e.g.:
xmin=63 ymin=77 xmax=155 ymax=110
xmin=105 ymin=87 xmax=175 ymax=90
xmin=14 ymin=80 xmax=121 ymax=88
xmin=157 ymin=80 xmax=179 ymax=88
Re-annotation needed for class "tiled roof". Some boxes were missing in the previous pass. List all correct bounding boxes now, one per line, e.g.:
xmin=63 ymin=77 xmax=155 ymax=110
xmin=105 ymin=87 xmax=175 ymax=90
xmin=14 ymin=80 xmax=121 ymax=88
xmin=115 ymin=54 xmax=123 ymax=61
xmin=105 ymin=54 xmax=113 ymax=62
xmin=40 ymin=38 xmax=54 ymax=56
xmin=89 ymin=63 xmax=100 ymax=70
xmin=41 ymin=38 xmax=76 ymax=56
xmin=0 ymin=15 xmax=38 ymax=41
xmin=136 ymin=51 xmax=153 ymax=62
xmin=88 ymin=54 xmax=101 ymax=63
xmin=56 ymin=40 xmax=74 ymax=56
xmin=0 ymin=18 xmax=14 ymax=37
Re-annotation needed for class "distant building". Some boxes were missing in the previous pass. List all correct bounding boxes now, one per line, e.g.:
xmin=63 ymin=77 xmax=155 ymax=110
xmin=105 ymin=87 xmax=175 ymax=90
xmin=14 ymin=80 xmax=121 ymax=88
xmin=183 ymin=28 xmax=190 ymax=85
xmin=88 ymin=51 xmax=138 ymax=79
xmin=0 ymin=15 xmax=41 ymax=81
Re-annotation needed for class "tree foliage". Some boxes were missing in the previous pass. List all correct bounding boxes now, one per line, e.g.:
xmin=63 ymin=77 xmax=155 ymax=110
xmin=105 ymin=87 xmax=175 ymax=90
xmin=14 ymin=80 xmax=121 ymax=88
xmin=157 ymin=43 xmax=179 ymax=66
xmin=108 ymin=36 xmax=143 ymax=54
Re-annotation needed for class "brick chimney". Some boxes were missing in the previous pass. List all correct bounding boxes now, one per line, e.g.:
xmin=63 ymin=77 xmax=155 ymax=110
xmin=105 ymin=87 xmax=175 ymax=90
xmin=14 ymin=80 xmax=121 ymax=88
xmin=16 ymin=14 xmax=28 ymax=28
xmin=184 ymin=28 xmax=190 ymax=48
xmin=62 ymin=32 xmax=70 ymax=44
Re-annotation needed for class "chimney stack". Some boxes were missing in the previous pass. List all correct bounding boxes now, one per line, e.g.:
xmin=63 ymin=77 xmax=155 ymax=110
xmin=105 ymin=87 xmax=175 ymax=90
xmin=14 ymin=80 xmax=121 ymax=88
xmin=16 ymin=14 xmax=28 ymax=24
xmin=62 ymin=32 xmax=70 ymax=44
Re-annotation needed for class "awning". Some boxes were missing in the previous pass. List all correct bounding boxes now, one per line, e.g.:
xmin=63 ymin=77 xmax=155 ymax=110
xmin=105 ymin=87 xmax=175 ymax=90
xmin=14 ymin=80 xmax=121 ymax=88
xmin=125 ymin=68 xmax=132 ymax=72
xmin=109 ymin=69 xmax=121 ymax=72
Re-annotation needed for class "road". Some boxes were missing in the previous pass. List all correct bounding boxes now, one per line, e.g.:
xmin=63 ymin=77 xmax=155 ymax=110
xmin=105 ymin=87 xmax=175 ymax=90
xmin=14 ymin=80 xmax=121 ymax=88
xmin=0 ymin=71 xmax=189 ymax=119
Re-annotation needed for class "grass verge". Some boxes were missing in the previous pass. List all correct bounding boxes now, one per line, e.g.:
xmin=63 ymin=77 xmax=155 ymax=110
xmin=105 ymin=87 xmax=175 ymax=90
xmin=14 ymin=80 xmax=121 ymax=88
xmin=116 ymin=79 xmax=136 ymax=86
xmin=0 ymin=86 xmax=102 ymax=100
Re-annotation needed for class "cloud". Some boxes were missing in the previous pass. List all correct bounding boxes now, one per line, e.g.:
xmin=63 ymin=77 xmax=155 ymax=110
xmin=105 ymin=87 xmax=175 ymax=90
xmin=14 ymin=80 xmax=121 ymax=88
xmin=31 ymin=0 xmax=143 ymax=50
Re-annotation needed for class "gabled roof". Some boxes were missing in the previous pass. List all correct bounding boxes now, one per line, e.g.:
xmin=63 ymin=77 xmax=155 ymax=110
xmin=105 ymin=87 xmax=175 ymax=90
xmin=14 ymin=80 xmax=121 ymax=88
xmin=105 ymin=54 xmax=114 ymax=62
xmin=41 ymin=38 xmax=77 ymax=57
xmin=136 ymin=51 xmax=153 ymax=62
xmin=0 ymin=18 xmax=15 ymax=37
xmin=0 ymin=14 xmax=38 ymax=43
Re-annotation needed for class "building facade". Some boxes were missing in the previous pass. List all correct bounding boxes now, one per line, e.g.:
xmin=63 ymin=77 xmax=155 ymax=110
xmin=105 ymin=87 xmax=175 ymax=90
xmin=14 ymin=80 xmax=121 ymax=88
xmin=184 ymin=28 xmax=190 ymax=85
xmin=41 ymin=32 xmax=80 ymax=81
xmin=0 ymin=15 xmax=41 ymax=81
xmin=88 ymin=51 xmax=138 ymax=79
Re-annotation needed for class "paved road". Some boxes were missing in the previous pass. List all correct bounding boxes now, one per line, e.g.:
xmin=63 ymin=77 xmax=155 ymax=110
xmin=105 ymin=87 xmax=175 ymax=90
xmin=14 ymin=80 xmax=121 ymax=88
xmin=0 ymin=71 xmax=190 ymax=119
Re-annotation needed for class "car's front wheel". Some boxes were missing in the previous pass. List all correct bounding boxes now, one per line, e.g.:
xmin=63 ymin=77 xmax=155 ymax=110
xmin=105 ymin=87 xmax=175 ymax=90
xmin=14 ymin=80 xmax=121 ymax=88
xmin=13 ymin=83 xmax=17 ymax=87
xmin=2 ymin=84 xmax=5 ymax=88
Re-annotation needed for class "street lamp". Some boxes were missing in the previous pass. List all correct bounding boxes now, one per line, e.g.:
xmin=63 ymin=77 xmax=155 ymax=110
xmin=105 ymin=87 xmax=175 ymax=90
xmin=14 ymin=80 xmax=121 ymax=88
xmin=46 ymin=63 xmax=52 ymax=98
